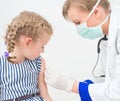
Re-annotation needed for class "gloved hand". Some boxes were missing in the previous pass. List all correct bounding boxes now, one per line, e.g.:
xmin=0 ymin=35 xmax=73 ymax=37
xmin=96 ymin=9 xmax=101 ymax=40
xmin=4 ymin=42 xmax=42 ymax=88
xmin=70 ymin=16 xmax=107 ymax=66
xmin=45 ymin=68 xmax=76 ymax=93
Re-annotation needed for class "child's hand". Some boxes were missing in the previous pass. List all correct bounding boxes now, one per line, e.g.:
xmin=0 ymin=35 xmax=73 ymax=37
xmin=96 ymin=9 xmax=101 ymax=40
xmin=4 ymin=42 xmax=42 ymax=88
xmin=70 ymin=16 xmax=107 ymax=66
xmin=45 ymin=68 xmax=76 ymax=93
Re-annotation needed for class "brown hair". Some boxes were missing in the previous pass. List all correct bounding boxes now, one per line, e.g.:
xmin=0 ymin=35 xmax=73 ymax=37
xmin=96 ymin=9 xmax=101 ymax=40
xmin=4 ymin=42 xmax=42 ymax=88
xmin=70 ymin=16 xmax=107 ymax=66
xmin=62 ymin=0 xmax=110 ymax=20
xmin=5 ymin=11 xmax=53 ymax=63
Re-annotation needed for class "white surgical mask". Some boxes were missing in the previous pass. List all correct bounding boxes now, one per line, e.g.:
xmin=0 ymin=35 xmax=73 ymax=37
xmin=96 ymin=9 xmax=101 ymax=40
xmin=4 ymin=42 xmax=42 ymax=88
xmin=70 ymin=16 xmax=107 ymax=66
xmin=76 ymin=0 xmax=109 ymax=40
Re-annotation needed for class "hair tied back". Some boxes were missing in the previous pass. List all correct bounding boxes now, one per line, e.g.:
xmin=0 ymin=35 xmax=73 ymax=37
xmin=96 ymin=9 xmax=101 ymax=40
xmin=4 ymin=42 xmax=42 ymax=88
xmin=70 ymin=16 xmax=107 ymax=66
xmin=4 ymin=51 xmax=9 ymax=58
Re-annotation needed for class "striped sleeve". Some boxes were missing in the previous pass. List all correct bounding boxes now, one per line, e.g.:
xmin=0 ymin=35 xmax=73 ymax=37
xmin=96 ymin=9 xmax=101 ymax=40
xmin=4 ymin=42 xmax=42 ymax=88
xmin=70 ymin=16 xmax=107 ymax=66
xmin=35 ymin=56 xmax=42 ymax=72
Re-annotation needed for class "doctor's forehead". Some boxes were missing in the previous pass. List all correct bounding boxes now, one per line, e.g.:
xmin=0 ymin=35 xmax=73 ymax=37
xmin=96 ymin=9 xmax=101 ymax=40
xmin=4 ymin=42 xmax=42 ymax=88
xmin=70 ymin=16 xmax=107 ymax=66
xmin=67 ymin=7 xmax=89 ymax=22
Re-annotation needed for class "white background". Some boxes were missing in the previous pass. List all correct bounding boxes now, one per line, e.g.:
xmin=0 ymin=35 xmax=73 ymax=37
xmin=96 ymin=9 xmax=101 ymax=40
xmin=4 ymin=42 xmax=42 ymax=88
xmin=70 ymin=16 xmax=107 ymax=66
xmin=0 ymin=0 xmax=120 ymax=101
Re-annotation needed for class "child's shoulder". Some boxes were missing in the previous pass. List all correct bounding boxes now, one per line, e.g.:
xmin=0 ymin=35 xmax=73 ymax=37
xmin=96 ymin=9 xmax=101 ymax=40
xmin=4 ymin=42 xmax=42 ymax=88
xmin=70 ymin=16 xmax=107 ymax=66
xmin=0 ymin=54 xmax=6 ymax=61
xmin=0 ymin=54 xmax=6 ymax=68
xmin=33 ymin=56 xmax=42 ymax=72
xmin=33 ymin=56 xmax=42 ymax=63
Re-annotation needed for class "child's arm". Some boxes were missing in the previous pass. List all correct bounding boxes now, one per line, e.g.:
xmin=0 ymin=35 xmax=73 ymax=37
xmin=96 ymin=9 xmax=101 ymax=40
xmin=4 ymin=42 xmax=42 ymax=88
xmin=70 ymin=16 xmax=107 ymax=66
xmin=38 ymin=58 xmax=52 ymax=101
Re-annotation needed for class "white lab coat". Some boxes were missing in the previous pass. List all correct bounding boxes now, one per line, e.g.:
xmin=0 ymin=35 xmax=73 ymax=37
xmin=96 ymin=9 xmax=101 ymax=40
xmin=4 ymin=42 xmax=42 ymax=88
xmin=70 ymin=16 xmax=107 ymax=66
xmin=89 ymin=7 xmax=120 ymax=101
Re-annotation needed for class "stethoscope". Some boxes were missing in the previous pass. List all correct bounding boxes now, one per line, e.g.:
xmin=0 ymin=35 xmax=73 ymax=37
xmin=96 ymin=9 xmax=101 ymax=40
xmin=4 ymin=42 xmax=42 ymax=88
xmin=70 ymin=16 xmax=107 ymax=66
xmin=92 ymin=35 xmax=108 ymax=78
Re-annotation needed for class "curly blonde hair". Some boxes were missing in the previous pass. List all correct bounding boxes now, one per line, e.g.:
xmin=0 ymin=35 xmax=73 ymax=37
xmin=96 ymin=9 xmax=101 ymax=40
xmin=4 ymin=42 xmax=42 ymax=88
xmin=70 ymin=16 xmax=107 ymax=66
xmin=5 ymin=11 xmax=53 ymax=63
xmin=62 ymin=0 xmax=110 ymax=20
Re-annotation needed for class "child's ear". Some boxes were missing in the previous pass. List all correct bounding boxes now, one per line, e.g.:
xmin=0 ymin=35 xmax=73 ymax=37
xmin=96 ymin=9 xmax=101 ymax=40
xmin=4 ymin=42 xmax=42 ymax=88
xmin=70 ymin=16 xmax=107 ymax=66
xmin=24 ymin=37 xmax=32 ymax=47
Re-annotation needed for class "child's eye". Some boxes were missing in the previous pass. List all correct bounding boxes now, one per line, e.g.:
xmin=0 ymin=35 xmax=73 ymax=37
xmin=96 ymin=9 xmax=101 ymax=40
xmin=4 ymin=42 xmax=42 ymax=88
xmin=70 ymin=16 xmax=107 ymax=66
xmin=42 ymin=46 xmax=44 ymax=49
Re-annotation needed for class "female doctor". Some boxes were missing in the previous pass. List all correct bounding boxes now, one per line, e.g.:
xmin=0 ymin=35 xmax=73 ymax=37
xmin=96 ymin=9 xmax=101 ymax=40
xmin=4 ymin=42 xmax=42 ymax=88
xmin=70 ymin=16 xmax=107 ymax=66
xmin=45 ymin=0 xmax=120 ymax=101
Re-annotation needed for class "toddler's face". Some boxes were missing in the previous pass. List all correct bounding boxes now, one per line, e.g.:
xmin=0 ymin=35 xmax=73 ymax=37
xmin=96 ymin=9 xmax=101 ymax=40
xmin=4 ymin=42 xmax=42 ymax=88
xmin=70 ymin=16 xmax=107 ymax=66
xmin=19 ymin=32 xmax=51 ymax=60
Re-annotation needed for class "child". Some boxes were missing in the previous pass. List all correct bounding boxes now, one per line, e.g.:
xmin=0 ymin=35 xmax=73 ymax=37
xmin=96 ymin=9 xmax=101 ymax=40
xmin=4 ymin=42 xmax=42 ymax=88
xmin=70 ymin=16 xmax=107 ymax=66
xmin=0 ymin=11 xmax=53 ymax=101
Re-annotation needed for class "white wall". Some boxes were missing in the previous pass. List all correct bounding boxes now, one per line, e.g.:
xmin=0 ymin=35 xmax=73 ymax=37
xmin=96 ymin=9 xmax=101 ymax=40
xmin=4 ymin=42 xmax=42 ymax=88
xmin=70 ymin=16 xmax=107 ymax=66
xmin=0 ymin=0 xmax=120 ymax=101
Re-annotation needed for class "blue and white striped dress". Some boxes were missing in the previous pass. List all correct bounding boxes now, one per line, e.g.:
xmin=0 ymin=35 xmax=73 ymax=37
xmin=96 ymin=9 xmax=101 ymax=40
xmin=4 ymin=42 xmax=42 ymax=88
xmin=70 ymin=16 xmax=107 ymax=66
xmin=0 ymin=55 xmax=44 ymax=101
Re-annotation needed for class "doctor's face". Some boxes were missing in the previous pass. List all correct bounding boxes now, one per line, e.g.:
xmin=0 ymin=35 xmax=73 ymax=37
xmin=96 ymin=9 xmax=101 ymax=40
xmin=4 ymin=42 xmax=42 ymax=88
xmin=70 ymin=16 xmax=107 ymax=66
xmin=67 ymin=6 xmax=110 ymax=34
xmin=67 ymin=6 xmax=104 ymax=26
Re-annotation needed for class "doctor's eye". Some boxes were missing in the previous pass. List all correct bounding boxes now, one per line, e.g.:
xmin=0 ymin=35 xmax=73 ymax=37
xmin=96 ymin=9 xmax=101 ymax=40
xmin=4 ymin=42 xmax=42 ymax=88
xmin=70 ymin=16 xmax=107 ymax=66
xmin=74 ymin=21 xmax=81 ymax=25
